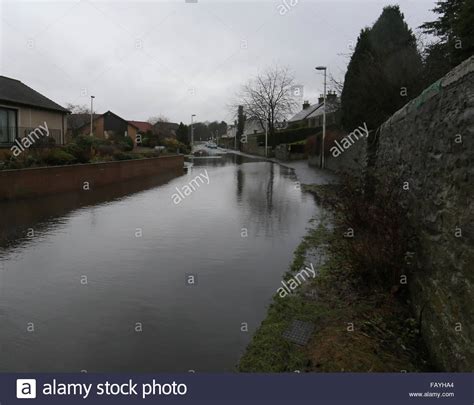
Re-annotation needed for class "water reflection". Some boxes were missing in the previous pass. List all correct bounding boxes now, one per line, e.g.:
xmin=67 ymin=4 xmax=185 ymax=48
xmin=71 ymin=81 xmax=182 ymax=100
xmin=0 ymin=153 xmax=318 ymax=372
xmin=0 ymin=172 xmax=181 ymax=251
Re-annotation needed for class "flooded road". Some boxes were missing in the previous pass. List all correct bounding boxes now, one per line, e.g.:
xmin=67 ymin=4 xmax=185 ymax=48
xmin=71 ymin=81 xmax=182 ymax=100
xmin=0 ymin=154 xmax=319 ymax=372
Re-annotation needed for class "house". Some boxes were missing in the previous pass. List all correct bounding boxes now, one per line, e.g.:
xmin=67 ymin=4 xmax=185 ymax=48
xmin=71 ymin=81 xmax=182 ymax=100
xmin=128 ymin=120 xmax=153 ymax=134
xmin=243 ymin=117 xmax=264 ymax=136
xmin=288 ymin=91 xmax=340 ymax=129
xmin=220 ymin=123 xmax=237 ymax=148
xmin=0 ymin=75 xmax=70 ymax=148
xmin=67 ymin=110 xmax=139 ymax=145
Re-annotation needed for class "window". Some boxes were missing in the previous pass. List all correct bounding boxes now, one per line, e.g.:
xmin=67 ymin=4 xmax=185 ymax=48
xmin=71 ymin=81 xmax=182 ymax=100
xmin=0 ymin=107 xmax=17 ymax=145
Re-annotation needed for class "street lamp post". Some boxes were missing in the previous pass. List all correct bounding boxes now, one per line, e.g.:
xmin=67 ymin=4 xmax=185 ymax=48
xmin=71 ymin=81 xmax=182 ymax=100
xmin=265 ymin=116 xmax=268 ymax=158
xmin=315 ymin=66 xmax=327 ymax=169
xmin=191 ymin=114 xmax=196 ymax=147
xmin=90 ymin=96 xmax=95 ymax=137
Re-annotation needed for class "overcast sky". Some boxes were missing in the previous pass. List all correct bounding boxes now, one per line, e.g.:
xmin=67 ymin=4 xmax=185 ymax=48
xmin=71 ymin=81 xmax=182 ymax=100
xmin=1 ymin=0 xmax=437 ymax=124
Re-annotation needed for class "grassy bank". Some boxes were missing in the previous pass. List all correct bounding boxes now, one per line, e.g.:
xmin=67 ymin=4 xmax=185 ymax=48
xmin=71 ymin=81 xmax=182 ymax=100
xmin=238 ymin=184 xmax=432 ymax=372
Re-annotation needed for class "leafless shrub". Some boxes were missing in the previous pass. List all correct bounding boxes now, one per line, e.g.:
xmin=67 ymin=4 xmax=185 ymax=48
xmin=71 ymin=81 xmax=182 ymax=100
xmin=328 ymin=171 xmax=415 ymax=291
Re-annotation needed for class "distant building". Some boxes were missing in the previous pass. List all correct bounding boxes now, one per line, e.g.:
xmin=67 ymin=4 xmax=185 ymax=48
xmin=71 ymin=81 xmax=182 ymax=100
xmin=288 ymin=91 xmax=340 ymax=129
xmin=225 ymin=124 xmax=237 ymax=139
xmin=0 ymin=75 xmax=70 ymax=147
xmin=220 ymin=124 xmax=237 ymax=148
xmin=128 ymin=120 xmax=153 ymax=134
xmin=67 ymin=110 xmax=139 ymax=145
xmin=243 ymin=117 xmax=264 ymax=136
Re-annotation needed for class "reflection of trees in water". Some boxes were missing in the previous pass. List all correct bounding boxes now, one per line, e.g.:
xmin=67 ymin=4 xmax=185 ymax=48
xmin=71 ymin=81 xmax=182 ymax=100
xmin=188 ymin=153 xmax=263 ymax=169
xmin=235 ymin=162 xmax=301 ymax=238
xmin=236 ymin=166 xmax=244 ymax=202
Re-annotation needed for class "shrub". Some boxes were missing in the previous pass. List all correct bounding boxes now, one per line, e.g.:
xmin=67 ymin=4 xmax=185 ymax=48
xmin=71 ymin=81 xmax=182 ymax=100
xmin=257 ymin=127 xmax=317 ymax=146
xmin=327 ymin=172 xmax=415 ymax=291
xmin=91 ymin=138 xmax=112 ymax=148
xmin=124 ymin=136 xmax=134 ymax=151
xmin=96 ymin=144 xmax=115 ymax=157
xmin=74 ymin=134 xmax=94 ymax=150
xmin=65 ymin=135 xmax=96 ymax=163
xmin=43 ymin=149 xmax=76 ymax=166
xmin=162 ymin=137 xmax=181 ymax=152
xmin=116 ymin=136 xmax=134 ymax=152
xmin=24 ymin=155 xmax=39 ymax=167
xmin=32 ymin=135 xmax=56 ymax=149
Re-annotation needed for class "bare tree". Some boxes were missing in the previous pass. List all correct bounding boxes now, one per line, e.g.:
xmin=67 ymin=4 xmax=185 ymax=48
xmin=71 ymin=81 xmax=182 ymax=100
xmin=65 ymin=103 xmax=90 ymax=114
xmin=236 ymin=66 xmax=299 ymax=146
xmin=329 ymin=73 xmax=344 ymax=97
xmin=147 ymin=115 xmax=169 ymax=125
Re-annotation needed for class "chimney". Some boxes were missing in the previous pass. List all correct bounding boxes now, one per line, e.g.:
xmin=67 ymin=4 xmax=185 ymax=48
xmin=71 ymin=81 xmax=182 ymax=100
xmin=327 ymin=90 xmax=337 ymax=103
xmin=318 ymin=94 xmax=325 ymax=105
xmin=302 ymin=100 xmax=310 ymax=110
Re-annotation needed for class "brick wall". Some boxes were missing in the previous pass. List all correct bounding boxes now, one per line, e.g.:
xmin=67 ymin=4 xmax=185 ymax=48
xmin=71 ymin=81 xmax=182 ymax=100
xmin=0 ymin=155 xmax=184 ymax=200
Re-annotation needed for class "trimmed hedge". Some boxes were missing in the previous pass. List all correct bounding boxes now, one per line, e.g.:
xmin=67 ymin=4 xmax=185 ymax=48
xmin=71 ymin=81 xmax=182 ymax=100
xmin=256 ymin=127 xmax=318 ymax=146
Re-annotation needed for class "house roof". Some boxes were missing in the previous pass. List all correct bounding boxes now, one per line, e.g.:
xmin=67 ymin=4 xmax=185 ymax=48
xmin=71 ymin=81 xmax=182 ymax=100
xmin=243 ymin=117 xmax=264 ymax=134
xmin=288 ymin=103 xmax=322 ymax=122
xmin=68 ymin=111 xmax=139 ymax=131
xmin=306 ymin=100 xmax=339 ymax=118
xmin=104 ymin=111 xmax=139 ymax=129
xmin=288 ymin=98 xmax=340 ymax=122
xmin=0 ymin=75 xmax=70 ymax=113
xmin=128 ymin=120 xmax=153 ymax=133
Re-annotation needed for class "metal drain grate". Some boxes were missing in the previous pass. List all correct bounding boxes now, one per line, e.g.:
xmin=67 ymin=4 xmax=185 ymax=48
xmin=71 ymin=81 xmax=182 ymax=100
xmin=282 ymin=320 xmax=315 ymax=346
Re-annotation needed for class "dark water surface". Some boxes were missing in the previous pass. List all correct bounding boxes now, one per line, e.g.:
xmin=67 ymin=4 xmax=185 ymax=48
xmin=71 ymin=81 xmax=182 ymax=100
xmin=0 ymin=154 xmax=318 ymax=372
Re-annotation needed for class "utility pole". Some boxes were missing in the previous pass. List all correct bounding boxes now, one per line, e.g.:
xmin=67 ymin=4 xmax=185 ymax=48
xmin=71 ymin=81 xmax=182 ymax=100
xmin=191 ymin=114 xmax=196 ymax=147
xmin=234 ymin=124 xmax=237 ymax=150
xmin=265 ymin=115 xmax=268 ymax=158
xmin=316 ymin=66 xmax=327 ymax=169
xmin=90 ymin=95 xmax=95 ymax=137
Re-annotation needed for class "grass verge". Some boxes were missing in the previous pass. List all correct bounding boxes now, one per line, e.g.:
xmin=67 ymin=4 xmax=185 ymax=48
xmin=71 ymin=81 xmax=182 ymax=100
xmin=238 ymin=184 xmax=432 ymax=372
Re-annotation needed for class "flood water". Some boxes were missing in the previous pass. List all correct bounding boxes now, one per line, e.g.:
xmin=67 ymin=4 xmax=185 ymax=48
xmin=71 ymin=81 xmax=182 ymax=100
xmin=0 ymin=154 xmax=319 ymax=372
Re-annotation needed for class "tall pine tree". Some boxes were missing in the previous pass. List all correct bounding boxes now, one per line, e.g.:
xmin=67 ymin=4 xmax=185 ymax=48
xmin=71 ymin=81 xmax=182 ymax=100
xmin=176 ymin=122 xmax=189 ymax=145
xmin=341 ymin=6 xmax=423 ymax=131
xmin=421 ymin=0 xmax=474 ymax=79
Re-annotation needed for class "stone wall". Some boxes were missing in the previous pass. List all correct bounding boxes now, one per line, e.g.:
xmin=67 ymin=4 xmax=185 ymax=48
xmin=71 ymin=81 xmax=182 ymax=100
xmin=372 ymin=56 xmax=474 ymax=371
xmin=0 ymin=155 xmax=184 ymax=200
